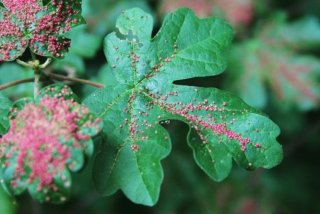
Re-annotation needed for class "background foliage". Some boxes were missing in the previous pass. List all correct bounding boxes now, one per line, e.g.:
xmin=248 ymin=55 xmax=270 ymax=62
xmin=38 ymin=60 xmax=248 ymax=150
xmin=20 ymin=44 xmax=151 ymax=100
xmin=0 ymin=0 xmax=319 ymax=213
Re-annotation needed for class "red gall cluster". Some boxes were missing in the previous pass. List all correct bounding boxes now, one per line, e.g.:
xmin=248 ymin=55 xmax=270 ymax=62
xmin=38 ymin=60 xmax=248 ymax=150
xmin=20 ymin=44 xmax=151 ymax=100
xmin=0 ymin=92 xmax=101 ymax=194
xmin=112 ymin=40 xmax=261 ymax=154
xmin=155 ymin=96 xmax=259 ymax=152
xmin=0 ymin=0 xmax=83 ymax=61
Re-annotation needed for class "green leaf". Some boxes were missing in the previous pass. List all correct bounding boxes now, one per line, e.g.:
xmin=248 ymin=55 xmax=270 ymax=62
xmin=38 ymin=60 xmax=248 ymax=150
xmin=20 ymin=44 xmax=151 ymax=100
xmin=52 ymin=25 xmax=102 ymax=75
xmin=0 ymin=92 xmax=12 ymax=135
xmin=259 ymin=14 xmax=320 ymax=51
xmin=0 ymin=63 xmax=34 ymax=99
xmin=0 ymin=84 xmax=102 ymax=204
xmin=82 ymin=0 xmax=153 ymax=37
xmin=95 ymin=63 xmax=119 ymax=86
xmin=0 ymin=0 xmax=86 ymax=61
xmin=63 ymin=25 xmax=102 ymax=58
xmin=224 ymin=15 xmax=320 ymax=111
xmin=52 ymin=53 xmax=85 ymax=74
xmin=0 ymin=185 xmax=16 ymax=214
xmin=84 ymin=8 xmax=282 ymax=206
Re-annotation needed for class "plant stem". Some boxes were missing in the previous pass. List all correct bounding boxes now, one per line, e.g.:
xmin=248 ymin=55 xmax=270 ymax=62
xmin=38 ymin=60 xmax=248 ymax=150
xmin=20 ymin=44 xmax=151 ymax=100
xmin=47 ymin=73 xmax=105 ymax=88
xmin=5 ymin=51 xmax=104 ymax=91
xmin=39 ymin=58 xmax=52 ymax=68
xmin=30 ymin=50 xmax=37 ymax=61
xmin=34 ymin=71 xmax=40 ymax=98
xmin=0 ymin=78 xmax=35 ymax=90
xmin=16 ymin=59 xmax=30 ymax=67
xmin=0 ymin=75 xmax=105 ymax=91
xmin=30 ymin=50 xmax=40 ymax=98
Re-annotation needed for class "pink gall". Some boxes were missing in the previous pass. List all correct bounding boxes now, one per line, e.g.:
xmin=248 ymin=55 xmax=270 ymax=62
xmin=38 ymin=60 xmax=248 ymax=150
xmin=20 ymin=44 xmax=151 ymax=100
xmin=0 ymin=95 xmax=102 ymax=200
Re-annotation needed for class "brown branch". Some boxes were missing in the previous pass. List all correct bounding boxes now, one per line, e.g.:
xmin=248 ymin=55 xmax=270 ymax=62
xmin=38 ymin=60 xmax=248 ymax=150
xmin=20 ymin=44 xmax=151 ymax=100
xmin=0 ymin=74 xmax=105 ymax=91
xmin=0 ymin=78 xmax=35 ymax=90
xmin=47 ymin=73 xmax=105 ymax=88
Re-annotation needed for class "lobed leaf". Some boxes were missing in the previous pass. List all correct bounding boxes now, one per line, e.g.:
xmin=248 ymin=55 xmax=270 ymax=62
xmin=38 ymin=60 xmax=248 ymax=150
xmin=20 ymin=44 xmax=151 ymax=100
xmin=81 ymin=0 xmax=153 ymax=37
xmin=84 ymin=8 xmax=283 ymax=206
xmin=0 ymin=84 xmax=102 ymax=203
xmin=0 ymin=0 xmax=86 ymax=61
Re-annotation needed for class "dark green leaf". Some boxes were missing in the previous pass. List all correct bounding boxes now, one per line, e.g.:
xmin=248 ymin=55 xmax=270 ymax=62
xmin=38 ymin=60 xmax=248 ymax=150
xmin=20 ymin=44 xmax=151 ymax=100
xmin=0 ymin=92 xmax=12 ymax=135
xmin=84 ymin=8 xmax=282 ymax=206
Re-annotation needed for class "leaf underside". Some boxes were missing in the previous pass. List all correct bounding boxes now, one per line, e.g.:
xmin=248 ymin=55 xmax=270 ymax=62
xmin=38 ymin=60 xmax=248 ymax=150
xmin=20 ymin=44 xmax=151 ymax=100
xmin=84 ymin=8 xmax=283 ymax=206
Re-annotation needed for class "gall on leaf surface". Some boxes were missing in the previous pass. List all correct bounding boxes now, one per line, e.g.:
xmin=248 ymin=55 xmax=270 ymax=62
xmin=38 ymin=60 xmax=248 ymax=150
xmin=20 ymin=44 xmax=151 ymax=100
xmin=84 ymin=8 xmax=283 ymax=206
xmin=0 ymin=84 xmax=102 ymax=203
xmin=224 ymin=14 xmax=320 ymax=110
xmin=0 ymin=0 xmax=85 ymax=61
xmin=0 ymin=92 xmax=12 ymax=135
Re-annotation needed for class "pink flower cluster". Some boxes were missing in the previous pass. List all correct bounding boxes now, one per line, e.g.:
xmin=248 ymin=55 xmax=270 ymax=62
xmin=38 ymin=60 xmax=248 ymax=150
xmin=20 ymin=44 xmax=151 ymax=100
xmin=0 ymin=0 xmax=83 ymax=61
xmin=0 ymin=94 xmax=101 ymax=193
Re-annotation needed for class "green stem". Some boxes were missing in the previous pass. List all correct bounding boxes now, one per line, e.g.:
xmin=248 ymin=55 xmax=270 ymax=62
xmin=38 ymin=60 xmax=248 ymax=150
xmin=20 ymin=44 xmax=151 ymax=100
xmin=16 ymin=59 xmax=30 ymax=67
xmin=34 ymin=71 xmax=40 ymax=98
xmin=29 ymin=49 xmax=40 ymax=98
xmin=30 ymin=50 xmax=37 ymax=61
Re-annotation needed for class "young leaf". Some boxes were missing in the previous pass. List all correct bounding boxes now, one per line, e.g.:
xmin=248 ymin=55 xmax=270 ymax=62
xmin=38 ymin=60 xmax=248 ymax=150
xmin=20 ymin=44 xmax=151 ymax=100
xmin=0 ymin=0 xmax=85 ymax=61
xmin=84 ymin=8 xmax=283 ymax=206
xmin=0 ymin=92 xmax=12 ymax=135
xmin=0 ymin=84 xmax=102 ymax=203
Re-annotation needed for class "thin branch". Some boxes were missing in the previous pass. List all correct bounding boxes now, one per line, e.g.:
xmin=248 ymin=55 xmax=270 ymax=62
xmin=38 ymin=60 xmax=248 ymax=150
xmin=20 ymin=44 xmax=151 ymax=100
xmin=16 ymin=58 xmax=51 ymax=69
xmin=0 ymin=74 xmax=105 ymax=91
xmin=16 ymin=59 xmax=31 ymax=67
xmin=0 ymin=78 xmax=35 ymax=90
xmin=47 ymin=73 xmax=105 ymax=88
xmin=39 ymin=58 xmax=52 ymax=68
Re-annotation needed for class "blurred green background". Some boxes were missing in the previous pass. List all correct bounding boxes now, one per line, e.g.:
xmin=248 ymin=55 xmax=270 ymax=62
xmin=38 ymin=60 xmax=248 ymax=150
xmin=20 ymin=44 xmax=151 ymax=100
xmin=1 ymin=0 xmax=320 ymax=213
